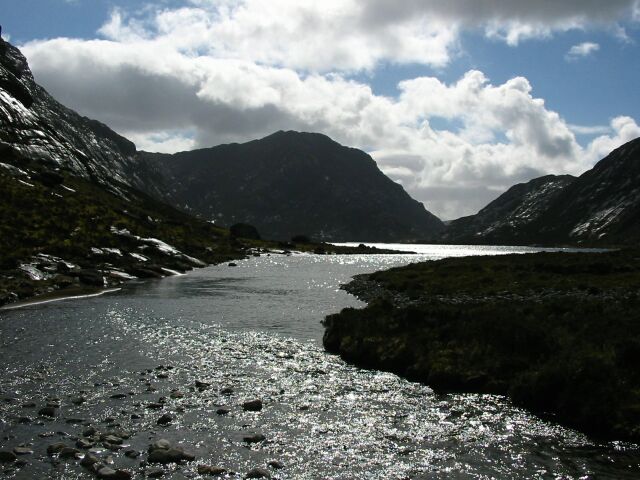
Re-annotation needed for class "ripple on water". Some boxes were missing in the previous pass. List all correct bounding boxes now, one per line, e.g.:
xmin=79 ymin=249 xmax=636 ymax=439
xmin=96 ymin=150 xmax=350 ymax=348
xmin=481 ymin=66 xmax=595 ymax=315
xmin=0 ymin=247 xmax=638 ymax=479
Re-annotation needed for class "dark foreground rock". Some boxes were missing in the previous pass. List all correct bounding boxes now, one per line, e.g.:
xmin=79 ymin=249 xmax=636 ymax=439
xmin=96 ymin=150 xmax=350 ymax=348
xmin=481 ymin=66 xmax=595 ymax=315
xmin=323 ymin=249 xmax=640 ymax=441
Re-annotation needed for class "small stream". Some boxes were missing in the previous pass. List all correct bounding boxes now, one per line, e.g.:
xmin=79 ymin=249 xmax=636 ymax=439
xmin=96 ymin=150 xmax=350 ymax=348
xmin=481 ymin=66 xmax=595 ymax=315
xmin=0 ymin=245 xmax=638 ymax=479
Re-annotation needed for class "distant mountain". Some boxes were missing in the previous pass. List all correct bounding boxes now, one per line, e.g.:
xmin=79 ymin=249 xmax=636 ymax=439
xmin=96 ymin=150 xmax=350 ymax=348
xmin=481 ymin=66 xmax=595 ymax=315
xmin=532 ymin=138 xmax=640 ymax=244
xmin=136 ymin=131 xmax=444 ymax=242
xmin=441 ymin=137 xmax=640 ymax=246
xmin=441 ymin=175 xmax=576 ymax=244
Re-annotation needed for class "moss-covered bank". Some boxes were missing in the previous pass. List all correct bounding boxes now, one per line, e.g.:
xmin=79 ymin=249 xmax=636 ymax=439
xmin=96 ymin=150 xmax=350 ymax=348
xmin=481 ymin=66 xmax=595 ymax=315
xmin=323 ymin=250 xmax=640 ymax=441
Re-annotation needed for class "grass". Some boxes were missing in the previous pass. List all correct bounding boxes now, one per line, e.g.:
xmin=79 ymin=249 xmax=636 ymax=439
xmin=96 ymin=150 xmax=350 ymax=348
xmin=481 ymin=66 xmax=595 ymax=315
xmin=324 ymin=249 xmax=640 ymax=441
xmin=367 ymin=250 xmax=640 ymax=297
xmin=0 ymin=158 xmax=252 ymax=305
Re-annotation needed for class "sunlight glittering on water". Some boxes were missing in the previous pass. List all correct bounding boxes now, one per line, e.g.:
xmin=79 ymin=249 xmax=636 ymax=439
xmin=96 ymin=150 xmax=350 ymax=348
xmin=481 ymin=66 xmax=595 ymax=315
xmin=0 ymin=245 xmax=636 ymax=479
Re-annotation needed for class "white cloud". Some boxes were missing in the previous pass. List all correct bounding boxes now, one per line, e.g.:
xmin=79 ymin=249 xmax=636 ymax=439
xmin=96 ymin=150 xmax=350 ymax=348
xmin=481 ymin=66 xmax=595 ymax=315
xmin=586 ymin=116 xmax=640 ymax=163
xmin=566 ymin=42 xmax=600 ymax=60
xmin=18 ymin=1 xmax=640 ymax=219
xmin=126 ymin=130 xmax=197 ymax=154
xmin=568 ymin=124 xmax=612 ymax=136
xmin=86 ymin=1 xmax=640 ymax=72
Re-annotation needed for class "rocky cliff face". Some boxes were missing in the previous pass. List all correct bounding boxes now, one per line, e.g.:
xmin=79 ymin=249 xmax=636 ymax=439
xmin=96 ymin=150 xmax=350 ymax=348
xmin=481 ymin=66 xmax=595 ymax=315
xmin=533 ymin=137 xmax=640 ymax=244
xmin=441 ymin=175 xmax=576 ymax=244
xmin=0 ymin=40 xmax=248 ymax=307
xmin=0 ymin=40 xmax=141 ymax=195
xmin=137 ymin=131 xmax=445 ymax=242
xmin=442 ymin=137 xmax=640 ymax=246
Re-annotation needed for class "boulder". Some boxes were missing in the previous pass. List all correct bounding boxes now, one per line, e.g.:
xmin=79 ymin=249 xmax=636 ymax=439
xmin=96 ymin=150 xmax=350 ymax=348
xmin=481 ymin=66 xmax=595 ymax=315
xmin=96 ymin=466 xmax=132 ymax=479
xmin=38 ymin=406 xmax=57 ymax=417
xmin=245 ymin=467 xmax=271 ymax=479
xmin=198 ymin=465 xmax=227 ymax=476
xmin=156 ymin=413 xmax=173 ymax=425
xmin=149 ymin=439 xmax=171 ymax=452
xmin=12 ymin=447 xmax=33 ymax=456
xmin=195 ymin=380 xmax=211 ymax=391
xmin=76 ymin=269 xmax=104 ymax=287
xmin=0 ymin=451 xmax=17 ymax=463
xmin=230 ymin=223 xmax=261 ymax=240
xmin=242 ymin=434 xmax=266 ymax=444
xmin=148 ymin=448 xmax=194 ymax=464
xmin=59 ymin=447 xmax=81 ymax=459
xmin=147 ymin=440 xmax=195 ymax=464
xmin=242 ymin=399 xmax=263 ymax=412
xmin=80 ymin=453 xmax=100 ymax=468
xmin=46 ymin=442 xmax=67 ymax=456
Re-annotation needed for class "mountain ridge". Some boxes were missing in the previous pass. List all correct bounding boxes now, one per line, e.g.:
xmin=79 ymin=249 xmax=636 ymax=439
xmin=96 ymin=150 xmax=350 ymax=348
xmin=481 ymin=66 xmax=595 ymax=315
xmin=0 ymin=40 xmax=138 ymax=195
xmin=135 ymin=130 xmax=445 ymax=242
xmin=440 ymin=137 xmax=640 ymax=246
xmin=441 ymin=174 xmax=576 ymax=244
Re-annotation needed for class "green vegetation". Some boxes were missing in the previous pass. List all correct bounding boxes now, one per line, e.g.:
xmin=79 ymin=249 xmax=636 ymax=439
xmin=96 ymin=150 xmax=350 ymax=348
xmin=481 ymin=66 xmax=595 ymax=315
xmin=0 ymin=169 xmax=245 ymax=268
xmin=0 ymin=158 xmax=251 ymax=305
xmin=324 ymin=250 xmax=640 ymax=441
xmin=367 ymin=250 xmax=640 ymax=297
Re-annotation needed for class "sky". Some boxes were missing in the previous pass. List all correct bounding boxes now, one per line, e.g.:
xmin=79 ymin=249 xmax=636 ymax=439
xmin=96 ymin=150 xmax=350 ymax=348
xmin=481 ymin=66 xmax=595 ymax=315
xmin=1 ymin=1 xmax=640 ymax=219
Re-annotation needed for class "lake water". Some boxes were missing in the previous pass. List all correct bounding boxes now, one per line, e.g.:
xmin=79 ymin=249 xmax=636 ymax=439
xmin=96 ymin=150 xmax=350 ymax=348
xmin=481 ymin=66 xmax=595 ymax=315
xmin=0 ymin=245 xmax=637 ymax=479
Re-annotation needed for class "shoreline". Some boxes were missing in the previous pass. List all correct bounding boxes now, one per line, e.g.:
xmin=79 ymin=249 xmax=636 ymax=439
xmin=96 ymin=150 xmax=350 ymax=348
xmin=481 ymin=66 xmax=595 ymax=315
xmin=0 ymin=287 xmax=123 ymax=311
xmin=323 ymin=249 xmax=640 ymax=442
xmin=0 ymin=242 xmax=415 ymax=311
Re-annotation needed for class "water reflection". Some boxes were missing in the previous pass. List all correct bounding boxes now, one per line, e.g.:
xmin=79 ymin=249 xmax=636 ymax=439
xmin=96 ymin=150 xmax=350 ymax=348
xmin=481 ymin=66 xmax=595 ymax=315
xmin=0 ymin=245 xmax=637 ymax=479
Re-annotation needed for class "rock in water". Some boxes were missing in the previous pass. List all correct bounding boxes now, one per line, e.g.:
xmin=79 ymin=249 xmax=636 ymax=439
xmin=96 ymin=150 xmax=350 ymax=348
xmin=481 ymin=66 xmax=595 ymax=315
xmin=198 ymin=465 xmax=227 ymax=475
xmin=195 ymin=380 xmax=211 ymax=390
xmin=0 ymin=451 xmax=17 ymax=463
xmin=59 ymin=447 xmax=81 ymax=459
xmin=12 ymin=447 xmax=33 ymax=456
xmin=38 ymin=406 xmax=57 ymax=417
xmin=242 ymin=433 xmax=266 ymax=444
xmin=80 ymin=453 xmax=100 ymax=468
xmin=156 ymin=413 xmax=173 ymax=425
xmin=147 ymin=440 xmax=195 ymax=464
xmin=46 ymin=443 xmax=67 ymax=456
xmin=267 ymin=460 xmax=284 ymax=469
xmin=242 ymin=399 xmax=263 ymax=412
xmin=245 ymin=467 xmax=271 ymax=479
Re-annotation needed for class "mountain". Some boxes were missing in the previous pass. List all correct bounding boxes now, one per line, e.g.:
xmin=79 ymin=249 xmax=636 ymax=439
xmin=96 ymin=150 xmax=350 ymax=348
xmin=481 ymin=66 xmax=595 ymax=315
xmin=0 ymin=40 xmax=138 ymax=195
xmin=0 ymin=39 xmax=247 ymax=306
xmin=0 ymin=40 xmax=443 ymax=244
xmin=441 ymin=175 xmax=576 ymax=244
xmin=441 ymin=137 xmax=640 ymax=246
xmin=532 ymin=138 xmax=640 ymax=244
xmin=136 ymin=131 xmax=444 ymax=242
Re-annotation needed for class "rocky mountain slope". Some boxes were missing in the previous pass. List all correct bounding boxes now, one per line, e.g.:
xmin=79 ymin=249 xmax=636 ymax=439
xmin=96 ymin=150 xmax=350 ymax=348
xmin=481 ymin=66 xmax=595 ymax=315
xmin=0 ymin=39 xmax=250 ymax=306
xmin=442 ymin=137 xmax=640 ymax=246
xmin=441 ymin=175 xmax=576 ymax=244
xmin=1 ymin=38 xmax=443 ymax=244
xmin=533 ymin=137 xmax=640 ymax=244
xmin=0 ymin=40 xmax=140 ymax=195
xmin=136 ymin=131 xmax=444 ymax=242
